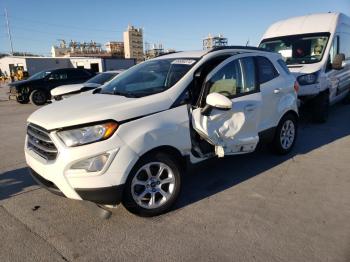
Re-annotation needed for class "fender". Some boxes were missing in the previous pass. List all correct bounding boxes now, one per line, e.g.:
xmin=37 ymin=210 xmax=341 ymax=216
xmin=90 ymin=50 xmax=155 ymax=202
xmin=117 ymin=105 xmax=192 ymax=158
xmin=277 ymin=93 xmax=298 ymax=119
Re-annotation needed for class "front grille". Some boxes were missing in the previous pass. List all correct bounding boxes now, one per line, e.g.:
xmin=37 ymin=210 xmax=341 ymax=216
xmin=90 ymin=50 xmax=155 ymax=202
xmin=27 ymin=124 xmax=58 ymax=161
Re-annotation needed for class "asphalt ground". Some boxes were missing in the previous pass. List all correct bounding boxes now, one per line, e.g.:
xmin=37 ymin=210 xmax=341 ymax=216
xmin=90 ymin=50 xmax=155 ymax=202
xmin=0 ymin=85 xmax=349 ymax=262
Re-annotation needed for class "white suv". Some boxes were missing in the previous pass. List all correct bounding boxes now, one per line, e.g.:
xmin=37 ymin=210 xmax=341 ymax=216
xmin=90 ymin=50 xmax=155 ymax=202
xmin=25 ymin=47 xmax=299 ymax=216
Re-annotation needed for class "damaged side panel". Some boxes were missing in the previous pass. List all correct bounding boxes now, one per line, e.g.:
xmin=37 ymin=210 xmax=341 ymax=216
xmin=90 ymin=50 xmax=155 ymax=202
xmin=191 ymin=94 xmax=261 ymax=157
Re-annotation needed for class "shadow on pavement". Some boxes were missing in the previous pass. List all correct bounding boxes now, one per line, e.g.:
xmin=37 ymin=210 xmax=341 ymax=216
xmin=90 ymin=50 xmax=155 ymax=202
xmin=0 ymin=167 xmax=37 ymax=201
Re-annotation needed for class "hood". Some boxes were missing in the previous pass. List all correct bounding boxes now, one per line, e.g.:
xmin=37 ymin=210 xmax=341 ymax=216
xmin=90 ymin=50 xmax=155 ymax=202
xmin=50 ymin=83 xmax=100 ymax=96
xmin=287 ymin=63 xmax=323 ymax=76
xmin=8 ymin=78 xmax=39 ymax=87
xmin=27 ymin=92 xmax=172 ymax=130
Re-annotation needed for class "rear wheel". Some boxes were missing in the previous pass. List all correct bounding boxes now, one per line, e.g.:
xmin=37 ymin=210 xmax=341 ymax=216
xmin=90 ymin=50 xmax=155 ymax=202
xmin=271 ymin=113 xmax=298 ymax=155
xmin=30 ymin=90 xmax=48 ymax=106
xmin=123 ymin=152 xmax=182 ymax=217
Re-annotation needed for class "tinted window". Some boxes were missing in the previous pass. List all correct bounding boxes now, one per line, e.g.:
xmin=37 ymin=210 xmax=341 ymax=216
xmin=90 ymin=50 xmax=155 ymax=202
xmin=208 ymin=57 xmax=257 ymax=97
xmin=28 ymin=70 xmax=51 ymax=80
xmin=277 ymin=59 xmax=291 ymax=75
xmin=329 ymin=36 xmax=339 ymax=64
xmin=49 ymin=71 xmax=67 ymax=80
xmin=68 ymin=69 xmax=91 ymax=79
xmin=241 ymin=57 xmax=256 ymax=92
xmin=86 ymin=72 xmax=117 ymax=84
xmin=340 ymin=34 xmax=350 ymax=60
xmin=256 ymin=56 xmax=279 ymax=84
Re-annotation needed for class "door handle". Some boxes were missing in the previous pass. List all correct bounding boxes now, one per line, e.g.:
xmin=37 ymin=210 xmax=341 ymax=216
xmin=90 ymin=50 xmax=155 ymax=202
xmin=274 ymin=88 xmax=282 ymax=94
xmin=244 ymin=104 xmax=257 ymax=112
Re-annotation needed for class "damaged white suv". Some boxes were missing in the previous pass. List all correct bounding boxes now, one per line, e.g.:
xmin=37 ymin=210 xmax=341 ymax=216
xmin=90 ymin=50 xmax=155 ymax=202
xmin=25 ymin=47 xmax=299 ymax=216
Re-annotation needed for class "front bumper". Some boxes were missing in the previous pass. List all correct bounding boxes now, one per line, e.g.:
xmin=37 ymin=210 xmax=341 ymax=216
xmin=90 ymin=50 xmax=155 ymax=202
xmin=298 ymin=83 xmax=321 ymax=97
xmin=29 ymin=168 xmax=124 ymax=205
xmin=25 ymin=126 xmax=139 ymax=204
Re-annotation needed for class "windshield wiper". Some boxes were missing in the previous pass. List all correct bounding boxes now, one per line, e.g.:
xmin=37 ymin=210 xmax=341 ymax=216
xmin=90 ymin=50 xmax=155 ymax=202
xmin=92 ymin=88 xmax=102 ymax=94
xmin=113 ymin=90 xmax=140 ymax=98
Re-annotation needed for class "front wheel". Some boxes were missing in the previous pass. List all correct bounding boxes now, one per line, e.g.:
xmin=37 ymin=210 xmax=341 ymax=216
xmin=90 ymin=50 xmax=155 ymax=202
xmin=123 ymin=152 xmax=182 ymax=217
xmin=30 ymin=90 xmax=48 ymax=106
xmin=271 ymin=113 xmax=298 ymax=155
xmin=16 ymin=96 xmax=29 ymax=104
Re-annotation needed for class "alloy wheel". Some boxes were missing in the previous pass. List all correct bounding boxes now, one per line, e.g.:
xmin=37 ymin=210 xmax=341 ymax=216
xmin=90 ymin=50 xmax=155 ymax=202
xmin=280 ymin=119 xmax=295 ymax=150
xmin=131 ymin=162 xmax=176 ymax=209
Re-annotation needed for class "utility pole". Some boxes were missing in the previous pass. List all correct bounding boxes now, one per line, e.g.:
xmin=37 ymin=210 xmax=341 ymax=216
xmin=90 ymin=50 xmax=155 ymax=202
xmin=4 ymin=8 xmax=14 ymax=55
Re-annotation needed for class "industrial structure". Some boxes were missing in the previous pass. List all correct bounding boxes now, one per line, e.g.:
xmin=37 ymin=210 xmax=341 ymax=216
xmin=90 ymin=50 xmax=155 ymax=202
xmin=145 ymin=43 xmax=164 ymax=59
xmin=51 ymin=40 xmax=110 ymax=58
xmin=51 ymin=24 xmax=145 ymax=63
xmin=0 ymin=56 xmax=135 ymax=76
xmin=105 ymin=41 xmax=124 ymax=58
xmin=123 ymin=25 xmax=144 ymax=63
xmin=144 ymin=43 xmax=176 ymax=60
xmin=203 ymin=34 xmax=228 ymax=50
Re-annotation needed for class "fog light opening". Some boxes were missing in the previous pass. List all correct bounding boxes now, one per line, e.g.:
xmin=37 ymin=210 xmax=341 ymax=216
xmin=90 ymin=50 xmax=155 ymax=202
xmin=70 ymin=153 xmax=110 ymax=172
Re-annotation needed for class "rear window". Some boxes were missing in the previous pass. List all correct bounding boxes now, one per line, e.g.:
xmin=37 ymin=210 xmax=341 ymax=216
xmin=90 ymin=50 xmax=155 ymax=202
xmin=256 ymin=56 xmax=279 ymax=84
xmin=277 ymin=59 xmax=291 ymax=75
xmin=68 ymin=69 xmax=92 ymax=79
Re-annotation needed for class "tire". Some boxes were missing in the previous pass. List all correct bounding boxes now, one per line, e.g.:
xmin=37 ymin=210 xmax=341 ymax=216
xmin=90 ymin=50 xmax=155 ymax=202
xmin=312 ymin=91 xmax=329 ymax=123
xmin=122 ymin=152 xmax=182 ymax=217
xmin=29 ymin=90 xmax=48 ymax=106
xmin=271 ymin=113 xmax=298 ymax=155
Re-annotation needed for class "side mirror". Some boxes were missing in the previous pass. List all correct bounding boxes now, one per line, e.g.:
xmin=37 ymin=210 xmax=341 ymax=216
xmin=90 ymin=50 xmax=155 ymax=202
xmin=201 ymin=93 xmax=232 ymax=116
xmin=332 ymin=53 xmax=346 ymax=70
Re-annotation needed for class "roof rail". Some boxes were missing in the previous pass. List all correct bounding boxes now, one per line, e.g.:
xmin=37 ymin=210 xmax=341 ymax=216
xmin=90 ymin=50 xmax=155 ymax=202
xmin=206 ymin=45 xmax=272 ymax=54
xmin=155 ymin=51 xmax=179 ymax=57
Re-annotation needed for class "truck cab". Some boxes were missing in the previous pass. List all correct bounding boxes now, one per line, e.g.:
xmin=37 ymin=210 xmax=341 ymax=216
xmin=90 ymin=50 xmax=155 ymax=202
xmin=259 ymin=12 xmax=350 ymax=122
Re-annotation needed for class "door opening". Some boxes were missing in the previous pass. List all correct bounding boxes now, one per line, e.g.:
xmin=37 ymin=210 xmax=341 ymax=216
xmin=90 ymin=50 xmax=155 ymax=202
xmin=90 ymin=63 xmax=99 ymax=72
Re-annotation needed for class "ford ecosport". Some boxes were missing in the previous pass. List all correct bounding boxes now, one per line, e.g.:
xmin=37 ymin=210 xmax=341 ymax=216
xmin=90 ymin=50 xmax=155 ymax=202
xmin=25 ymin=47 xmax=299 ymax=216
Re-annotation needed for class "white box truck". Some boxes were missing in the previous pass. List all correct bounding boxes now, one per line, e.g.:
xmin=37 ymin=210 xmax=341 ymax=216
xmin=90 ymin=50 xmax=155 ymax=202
xmin=260 ymin=12 xmax=350 ymax=122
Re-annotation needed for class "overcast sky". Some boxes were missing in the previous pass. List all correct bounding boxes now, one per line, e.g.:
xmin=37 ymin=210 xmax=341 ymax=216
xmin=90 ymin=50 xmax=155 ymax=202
xmin=0 ymin=0 xmax=349 ymax=55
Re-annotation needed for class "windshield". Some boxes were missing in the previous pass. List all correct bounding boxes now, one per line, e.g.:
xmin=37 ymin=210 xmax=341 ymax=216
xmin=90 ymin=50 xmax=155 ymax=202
xmin=28 ymin=70 xmax=52 ymax=80
xmin=86 ymin=72 xmax=118 ymax=84
xmin=100 ymin=58 xmax=197 ymax=97
xmin=260 ymin=33 xmax=330 ymax=65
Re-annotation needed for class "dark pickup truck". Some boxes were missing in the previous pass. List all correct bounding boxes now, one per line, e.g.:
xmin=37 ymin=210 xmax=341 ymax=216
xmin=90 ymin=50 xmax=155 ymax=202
xmin=9 ymin=68 xmax=95 ymax=105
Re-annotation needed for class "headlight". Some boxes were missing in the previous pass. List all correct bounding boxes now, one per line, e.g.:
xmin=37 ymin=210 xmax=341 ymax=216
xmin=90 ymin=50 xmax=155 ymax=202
xmin=57 ymin=121 xmax=118 ymax=147
xmin=297 ymin=71 xmax=319 ymax=85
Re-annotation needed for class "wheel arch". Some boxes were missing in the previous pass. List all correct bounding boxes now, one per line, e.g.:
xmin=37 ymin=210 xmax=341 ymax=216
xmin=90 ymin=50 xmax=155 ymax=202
xmin=136 ymin=145 xmax=186 ymax=171
xmin=280 ymin=109 xmax=299 ymax=123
